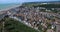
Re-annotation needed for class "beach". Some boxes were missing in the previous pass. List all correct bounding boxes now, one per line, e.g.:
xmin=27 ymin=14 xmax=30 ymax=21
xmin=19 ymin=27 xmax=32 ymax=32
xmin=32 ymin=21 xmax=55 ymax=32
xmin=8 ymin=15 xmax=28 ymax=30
xmin=0 ymin=4 xmax=21 ymax=12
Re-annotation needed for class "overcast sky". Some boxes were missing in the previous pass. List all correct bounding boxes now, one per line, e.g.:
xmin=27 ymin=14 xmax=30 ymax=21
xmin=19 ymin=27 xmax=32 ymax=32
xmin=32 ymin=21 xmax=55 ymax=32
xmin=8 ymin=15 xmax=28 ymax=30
xmin=0 ymin=0 xmax=60 ymax=4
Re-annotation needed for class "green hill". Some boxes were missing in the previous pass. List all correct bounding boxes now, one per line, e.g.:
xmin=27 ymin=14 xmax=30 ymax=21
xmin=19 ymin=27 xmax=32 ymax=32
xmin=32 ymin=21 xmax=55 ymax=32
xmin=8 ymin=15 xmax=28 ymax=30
xmin=22 ymin=2 xmax=60 ymax=8
xmin=0 ymin=17 xmax=38 ymax=32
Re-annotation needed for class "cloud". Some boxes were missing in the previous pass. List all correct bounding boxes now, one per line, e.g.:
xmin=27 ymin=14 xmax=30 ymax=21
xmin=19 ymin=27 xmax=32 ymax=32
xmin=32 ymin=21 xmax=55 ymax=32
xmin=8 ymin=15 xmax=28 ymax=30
xmin=0 ymin=0 xmax=60 ymax=4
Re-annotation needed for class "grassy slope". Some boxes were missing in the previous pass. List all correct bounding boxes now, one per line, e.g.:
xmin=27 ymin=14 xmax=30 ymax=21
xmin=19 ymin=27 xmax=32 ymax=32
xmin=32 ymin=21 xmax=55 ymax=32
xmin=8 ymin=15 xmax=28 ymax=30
xmin=0 ymin=18 xmax=38 ymax=32
xmin=22 ymin=2 xmax=60 ymax=8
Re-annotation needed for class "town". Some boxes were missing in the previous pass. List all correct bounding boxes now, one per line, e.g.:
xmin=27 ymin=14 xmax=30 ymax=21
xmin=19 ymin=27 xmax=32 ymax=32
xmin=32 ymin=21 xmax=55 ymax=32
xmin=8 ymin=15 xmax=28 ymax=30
xmin=0 ymin=3 xmax=60 ymax=32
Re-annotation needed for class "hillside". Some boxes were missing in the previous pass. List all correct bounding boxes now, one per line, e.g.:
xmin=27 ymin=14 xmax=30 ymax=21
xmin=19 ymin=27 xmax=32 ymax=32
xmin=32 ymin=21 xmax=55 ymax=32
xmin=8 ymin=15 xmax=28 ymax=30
xmin=22 ymin=1 xmax=60 ymax=8
xmin=0 ymin=17 xmax=38 ymax=32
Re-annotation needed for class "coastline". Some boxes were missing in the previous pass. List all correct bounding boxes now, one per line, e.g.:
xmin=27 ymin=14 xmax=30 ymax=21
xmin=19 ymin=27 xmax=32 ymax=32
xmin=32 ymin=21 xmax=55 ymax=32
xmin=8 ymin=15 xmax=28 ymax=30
xmin=0 ymin=4 xmax=21 ymax=12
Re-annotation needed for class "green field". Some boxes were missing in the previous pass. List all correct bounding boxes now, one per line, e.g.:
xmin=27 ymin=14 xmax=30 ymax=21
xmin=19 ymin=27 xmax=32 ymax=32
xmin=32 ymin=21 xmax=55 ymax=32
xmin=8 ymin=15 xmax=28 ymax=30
xmin=22 ymin=2 xmax=60 ymax=8
xmin=0 ymin=17 xmax=38 ymax=32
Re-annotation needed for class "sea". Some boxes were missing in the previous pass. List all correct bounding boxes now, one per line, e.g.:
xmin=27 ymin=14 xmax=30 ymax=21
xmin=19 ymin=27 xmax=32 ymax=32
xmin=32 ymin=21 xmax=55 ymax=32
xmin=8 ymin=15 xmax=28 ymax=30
xmin=0 ymin=3 xmax=21 ymax=10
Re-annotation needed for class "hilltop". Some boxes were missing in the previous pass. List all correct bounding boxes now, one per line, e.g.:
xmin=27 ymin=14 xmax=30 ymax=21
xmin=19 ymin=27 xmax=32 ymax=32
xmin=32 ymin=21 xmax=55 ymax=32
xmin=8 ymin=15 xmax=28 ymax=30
xmin=22 ymin=1 xmax=60 ymax=8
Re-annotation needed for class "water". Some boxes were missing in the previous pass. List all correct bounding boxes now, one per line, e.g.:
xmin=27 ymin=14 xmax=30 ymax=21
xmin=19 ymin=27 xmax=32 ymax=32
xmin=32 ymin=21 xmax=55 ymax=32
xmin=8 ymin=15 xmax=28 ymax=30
xmin=0 ymin=3 xmax=20 ymax=10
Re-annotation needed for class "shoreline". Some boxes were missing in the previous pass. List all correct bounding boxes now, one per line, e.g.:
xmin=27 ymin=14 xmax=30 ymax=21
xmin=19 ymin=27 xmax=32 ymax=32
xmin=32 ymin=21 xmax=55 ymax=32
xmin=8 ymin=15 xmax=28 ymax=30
xmin=0 ymin=4 xmax=21 ymax=12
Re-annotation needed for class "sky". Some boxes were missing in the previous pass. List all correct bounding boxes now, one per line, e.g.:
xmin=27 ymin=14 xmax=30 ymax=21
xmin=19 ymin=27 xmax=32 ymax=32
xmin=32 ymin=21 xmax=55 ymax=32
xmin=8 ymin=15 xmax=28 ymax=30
xmin=0 ymin=0 xmax=60 ymax=4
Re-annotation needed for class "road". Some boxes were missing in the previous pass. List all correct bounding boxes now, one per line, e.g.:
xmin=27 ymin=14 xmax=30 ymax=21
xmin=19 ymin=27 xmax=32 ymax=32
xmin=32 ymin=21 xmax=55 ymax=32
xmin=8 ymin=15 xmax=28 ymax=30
xmin=9 ymin=16 xmax=40 ymax=32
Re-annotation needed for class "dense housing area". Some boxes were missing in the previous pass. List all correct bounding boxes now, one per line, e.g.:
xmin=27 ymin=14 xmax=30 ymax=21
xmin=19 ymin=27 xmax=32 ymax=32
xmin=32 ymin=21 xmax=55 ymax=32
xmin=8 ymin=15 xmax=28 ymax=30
xmin=0 ymin=2 xmax=60 ymax=32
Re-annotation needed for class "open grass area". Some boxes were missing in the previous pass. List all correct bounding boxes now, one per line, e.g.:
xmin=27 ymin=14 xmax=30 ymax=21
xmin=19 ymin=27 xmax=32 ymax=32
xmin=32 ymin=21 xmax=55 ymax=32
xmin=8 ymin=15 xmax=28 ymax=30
xmin=0 ymin=17 xmax=38 ymax=32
